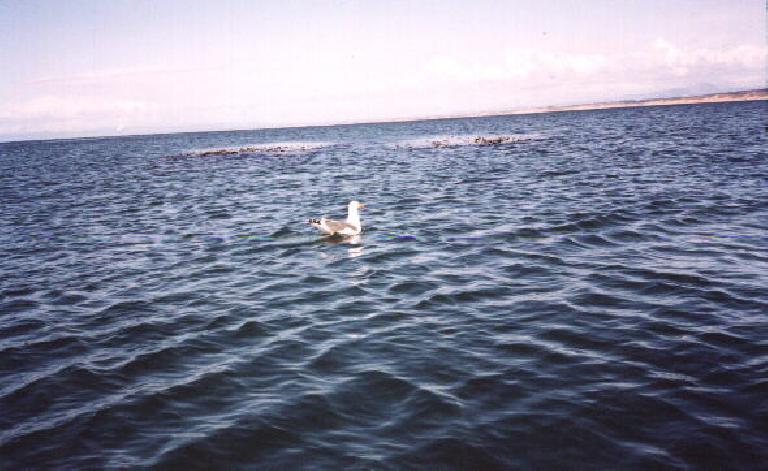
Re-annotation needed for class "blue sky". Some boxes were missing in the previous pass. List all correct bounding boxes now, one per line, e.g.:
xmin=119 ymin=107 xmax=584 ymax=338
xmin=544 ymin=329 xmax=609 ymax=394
xmin=0 ymin=0 xmax=764 ymax=140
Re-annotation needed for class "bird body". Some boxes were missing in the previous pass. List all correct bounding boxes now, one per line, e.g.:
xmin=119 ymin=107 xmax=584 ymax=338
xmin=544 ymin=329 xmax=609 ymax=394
xmin=309 ymin=201 xmax=365 ymax=236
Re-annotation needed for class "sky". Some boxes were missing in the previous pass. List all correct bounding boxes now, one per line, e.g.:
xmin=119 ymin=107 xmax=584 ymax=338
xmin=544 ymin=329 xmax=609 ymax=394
xmin=0 ymin=0 xmax=765 ymax=140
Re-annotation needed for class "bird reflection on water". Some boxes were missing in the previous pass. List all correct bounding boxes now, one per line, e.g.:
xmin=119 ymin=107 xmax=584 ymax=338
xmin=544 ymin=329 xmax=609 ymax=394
xmin=322 ymin=233 xmax=364 ymax=258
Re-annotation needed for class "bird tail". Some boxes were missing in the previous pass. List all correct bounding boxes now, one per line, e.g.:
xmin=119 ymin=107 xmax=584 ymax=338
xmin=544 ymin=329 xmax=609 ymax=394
xmin=309 ymin=218 xmax=322 ymax=228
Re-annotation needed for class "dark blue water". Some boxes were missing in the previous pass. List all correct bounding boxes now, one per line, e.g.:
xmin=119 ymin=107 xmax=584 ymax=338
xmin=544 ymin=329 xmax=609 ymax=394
xmin=1 ymin=101 xmax=767 ymax=469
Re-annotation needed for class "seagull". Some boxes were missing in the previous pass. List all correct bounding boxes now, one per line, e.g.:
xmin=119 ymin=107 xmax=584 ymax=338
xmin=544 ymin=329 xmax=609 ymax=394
xmin=309 ymin=200 xmax=365 ymax=236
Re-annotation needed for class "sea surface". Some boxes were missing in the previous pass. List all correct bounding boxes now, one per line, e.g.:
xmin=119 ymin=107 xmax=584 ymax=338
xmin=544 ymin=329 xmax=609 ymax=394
xmin=1 ymin=101 xmax=767 ymax=469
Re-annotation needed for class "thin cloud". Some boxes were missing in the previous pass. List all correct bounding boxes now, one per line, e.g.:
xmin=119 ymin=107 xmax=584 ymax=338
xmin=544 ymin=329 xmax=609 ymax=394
xmin=30 ymin=65 xmax=215 ymax=85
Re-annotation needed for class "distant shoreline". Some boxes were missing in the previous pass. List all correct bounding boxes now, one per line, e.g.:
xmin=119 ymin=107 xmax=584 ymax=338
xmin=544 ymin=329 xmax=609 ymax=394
xmin=347 ymin=89 xmax=768 ymax=125
xmin=3 ymin=89 xmax=766 ymax=143
xmin=489 ymin=89 xmax=768 ymax=117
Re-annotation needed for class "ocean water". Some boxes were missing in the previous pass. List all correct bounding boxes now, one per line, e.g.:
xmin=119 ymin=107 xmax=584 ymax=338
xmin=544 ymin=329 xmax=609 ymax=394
xmin=1 ymin=101 xmax=766 ymax=469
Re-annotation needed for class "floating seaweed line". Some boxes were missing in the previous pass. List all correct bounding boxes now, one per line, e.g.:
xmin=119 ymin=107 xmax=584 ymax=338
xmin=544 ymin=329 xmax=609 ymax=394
xmin=172 ymin=141 xmax=334 ymax=158
xmin=393 ymin=134 xmax=543 ymax=149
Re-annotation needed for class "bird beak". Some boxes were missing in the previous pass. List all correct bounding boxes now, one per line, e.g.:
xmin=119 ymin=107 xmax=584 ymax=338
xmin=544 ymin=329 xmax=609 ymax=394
xmin=358 ymin=203 xmax=366 ymax=209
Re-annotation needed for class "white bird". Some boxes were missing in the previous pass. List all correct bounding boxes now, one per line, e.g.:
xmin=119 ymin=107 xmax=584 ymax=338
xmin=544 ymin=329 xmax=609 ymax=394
xmin=309 ymin=200 xmax=365 ymax=236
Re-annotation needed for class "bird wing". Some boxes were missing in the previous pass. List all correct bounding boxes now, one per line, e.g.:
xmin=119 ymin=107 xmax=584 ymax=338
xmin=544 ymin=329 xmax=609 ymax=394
xmin=322 ymin=218 xmax=358 ymax=234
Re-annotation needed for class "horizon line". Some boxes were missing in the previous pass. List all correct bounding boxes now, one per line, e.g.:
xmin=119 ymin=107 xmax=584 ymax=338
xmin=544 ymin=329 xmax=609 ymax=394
xmin=2 ymin=88 xmax=766 ymax=144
